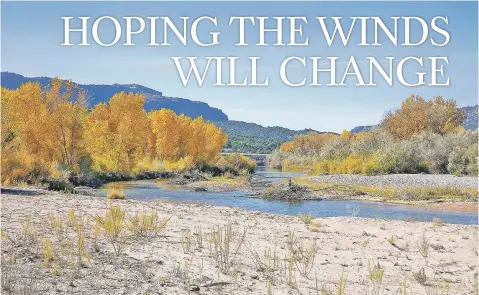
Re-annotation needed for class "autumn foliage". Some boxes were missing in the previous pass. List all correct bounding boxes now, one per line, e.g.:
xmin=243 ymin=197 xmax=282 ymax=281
xmin=380 ymin=95 xmax=466 ymax=139
xmin=280 ymin=133 xmax=337 ymax=154
xmin=83 ymin=92 xmax=151 ymax=173
xmin=269 ymin=95 xmax=476 ymax=176
xmin=2 ymin=80 xmax=87 ymax=184
xmin=1 ymin=80 xmax=228 ymax=184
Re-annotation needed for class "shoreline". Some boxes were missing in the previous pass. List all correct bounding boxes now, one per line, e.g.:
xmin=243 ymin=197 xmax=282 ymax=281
xmin=174 ymin=175 xmax=478 ymax=212
xmin=7 ymin=172 xmax=478 ymax=213
xmin=1 ymin=189 xmax=477 ymax=294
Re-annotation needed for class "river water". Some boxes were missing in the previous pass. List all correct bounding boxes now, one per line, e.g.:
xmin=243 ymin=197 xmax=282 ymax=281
xmin=95 ymin=168 xmax=478 ymax=225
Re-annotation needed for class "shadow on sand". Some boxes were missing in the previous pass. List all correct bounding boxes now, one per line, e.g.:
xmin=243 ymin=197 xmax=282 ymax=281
xmin=1 ymin=187 xmax=43 ymax=196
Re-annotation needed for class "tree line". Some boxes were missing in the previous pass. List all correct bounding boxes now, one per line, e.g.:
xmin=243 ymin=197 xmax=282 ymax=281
xmin=268 ymin=95 xmax=478 ymax=176
xmin=1 ymin=79 xmax=233 ymax=185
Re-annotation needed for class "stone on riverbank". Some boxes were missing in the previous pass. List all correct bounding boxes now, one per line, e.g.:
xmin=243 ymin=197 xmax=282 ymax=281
xmin=263 ymin=180 xmax=316 ymax=201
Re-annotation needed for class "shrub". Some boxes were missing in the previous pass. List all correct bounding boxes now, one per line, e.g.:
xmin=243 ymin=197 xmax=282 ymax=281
xmin=447 ymin=143 xmax=478 ymax=176
xmin=313 ymin=159 xmax=340 ymax=175
xmin=390 ymin=141 xmax=428 ymax=174
xmin=320 ymin=136 xmax=351 ymax=160
xmin=368 ymin=261 xmax=385 ymax=285
xmin=282 ymin=132 xmax=337 ymax=155
xmin=413 ymin=131 xmax=477 ymax=174
xmin=207 ymin=222 xmax=248 ymax=273
xmin=266 ymin=149 xmax=284 ymax=170
xmin=417 ymin=233 xmax=430 ymax=260
xmin=106 ymin=183 xmax=126 ymax=199
xmin=350 ymin=130 xmax=393 ymax=155
xmin=361 ymin=154 xmax=389 ymax=175
xmin=338 ymin=155 xmax=364 ymax=174
xmin=272 ymin=126 xmax=477 ymax=176
xmin=164 ymin=156 xmax=195 ymax=172
xmin=43 ymin=178 xmax=75 ymax=193
xmin=216 ymin=153 xmax=256 ymax=175
xmin=413 ymin=132 xmax=449 ymax=173
xmin=413 ymin=267 xmax=427 ymax=285
xmin=97 ymin=206 xmax=127 ymax=255
xmin=298 ymin=213 xmax=314 ymax=225
xmin=290 ymin=237 xmax=318 ymax=279
xmin=42 ymin=238 xmax=56 ymax=269
xmin=127 ymin=209 xmax=169 ymax=238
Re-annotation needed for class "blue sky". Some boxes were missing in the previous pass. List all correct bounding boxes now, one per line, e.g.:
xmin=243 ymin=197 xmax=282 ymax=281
xmin=2 ymin=1 xmax=478 ymax=132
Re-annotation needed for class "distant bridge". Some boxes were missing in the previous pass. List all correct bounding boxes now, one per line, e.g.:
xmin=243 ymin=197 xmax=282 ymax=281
xmin=221 ymin=153 xmax=269 ymax=166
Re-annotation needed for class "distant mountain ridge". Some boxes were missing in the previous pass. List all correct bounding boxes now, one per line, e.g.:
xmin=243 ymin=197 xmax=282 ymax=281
xmin=350 ymin=125 xmax=374 ymax=134
xmin=1 ymin=72 xmax=228 ymax=122
xmin=350 ymin=106 xmax=478 ymax=133
xmin=460 ymin=105 xmax=479 ymax=130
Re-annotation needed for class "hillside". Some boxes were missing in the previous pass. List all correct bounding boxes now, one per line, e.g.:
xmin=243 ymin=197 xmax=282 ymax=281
xmin=460 ymin=106 xmax=478 ymax=130
xmin=215 ymin=120 xmax=326 ymax=154
xmin=351 ymin=105 xmax=478 ymax=133
xmin=350 ymin=125 xmax=374 ymax=133
xmin=1 ymin=72 xmax=228 ymax=122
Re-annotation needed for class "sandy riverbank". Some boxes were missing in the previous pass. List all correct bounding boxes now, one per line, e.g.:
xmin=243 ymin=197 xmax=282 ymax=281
xmin=166 ymin=173 xmax=478 ymax=208
xmin=1 ymin=188 xmax=477 ymax=295
xmin=309 ymin=174 xmax=478 ymax=189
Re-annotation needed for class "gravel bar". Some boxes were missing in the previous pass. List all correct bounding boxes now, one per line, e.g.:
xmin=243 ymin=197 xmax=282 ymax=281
xmin=310 ymin=174 xmax=478 ymax=189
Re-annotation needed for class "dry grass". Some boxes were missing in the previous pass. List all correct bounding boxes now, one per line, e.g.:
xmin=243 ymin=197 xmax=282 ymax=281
xmin=207 ymin=222 xmax=248 ymax=273
xmin=294 ymin=177 xmax=478 ymax=202
xmin=432 ymin=217 xmax=443 ymax=229
xmin=106 ymin=183 xmax=126 ymax=199
xmin=367 ymin=261 xmax=385 ymax=285
xmin=417 ymin=233 xmax=430 ymax=261
xmin=413 ymin=267 xmax=427 ymax=285
xmin=298 ymin=213 xmax=314 ymax=225
xmin=1 ymin=191 xmax=477 ymax=295
xmin=96 ymin=206 xmax=127 ymax=255
xmin=180 ymin=229 xmax=193 ymax=253
xmin=127 ymin=209 xmax=169 ymax=238
xmin=287 ymin=230 xmax=318 ymax=279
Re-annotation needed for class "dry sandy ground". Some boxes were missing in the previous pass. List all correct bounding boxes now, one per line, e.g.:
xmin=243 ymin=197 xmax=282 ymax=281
xmin=1 ymin=188 xmax=478 ymax=295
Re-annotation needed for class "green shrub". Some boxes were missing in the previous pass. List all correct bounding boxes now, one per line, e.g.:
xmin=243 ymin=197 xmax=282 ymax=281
xmin=447 ymin=143 xmax=478 ymax=176
xmin=266 ymin=149 xmax=284 ymax=170
xmin=273 ymin=129 xmax=477 ymax=176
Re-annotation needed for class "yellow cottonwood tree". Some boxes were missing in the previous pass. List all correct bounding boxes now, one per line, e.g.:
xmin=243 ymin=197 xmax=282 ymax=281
xmin=201 ymin=120 xmax=228 ymax=163
xmin=283 ymin=132 xmax=337 ymax=155
xmin=149 ymin=109 xmax=182 ymax=161
xmin=381 ymin=95 xmax=466 ymax=139
xmin=46 ymin=78 xmax=87 ymax=168
xmin=1 ymin=79 xmax=88 ymax=183
xmin=1 ymin=83 xmax=55 ymax=183
xmin=149 ymin=111 xmax=227 ymax=167
xmin=186 ymin=116 xmax=227 ymax=164
xmin=2 ymin=81 xmax=229 ymax=182
xmin=83 ymin=92 xmax=151 ymax=173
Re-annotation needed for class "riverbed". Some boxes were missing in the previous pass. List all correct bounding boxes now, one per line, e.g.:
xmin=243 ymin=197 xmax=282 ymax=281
xmin=1 ymin=189 xmax=477 ymax=295
xmin=93 ymin=169 xmax=478 ymax=225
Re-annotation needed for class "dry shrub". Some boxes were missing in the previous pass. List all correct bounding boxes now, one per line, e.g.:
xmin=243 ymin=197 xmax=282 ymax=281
xmin=127 ymin=209 xmax=169 ymax=238
xmin=207 ymin=222 xmax=248 ymax=273
xmin=96 ymin=206 xmax=127 ymax=255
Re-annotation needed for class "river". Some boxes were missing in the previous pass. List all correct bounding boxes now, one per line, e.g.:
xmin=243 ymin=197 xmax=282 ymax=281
xmin=94 ymin=168 xmax=478 ymax=225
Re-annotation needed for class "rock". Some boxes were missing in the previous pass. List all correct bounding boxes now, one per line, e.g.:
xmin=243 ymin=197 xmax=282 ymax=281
xmin=262 ymin=181 xmax=314 ymax=201
xmin=167 ymin=173 xmax=208 ymax=185
xmin=189 ymin=285 xmax=200 ymax=292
